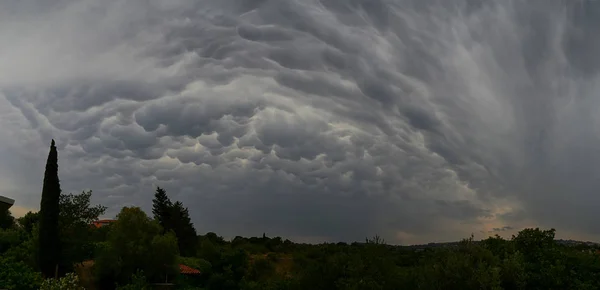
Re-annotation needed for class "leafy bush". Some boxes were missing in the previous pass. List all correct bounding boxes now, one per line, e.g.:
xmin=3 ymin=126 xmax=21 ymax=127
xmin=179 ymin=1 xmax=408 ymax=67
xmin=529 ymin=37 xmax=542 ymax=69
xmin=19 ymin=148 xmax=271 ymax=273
xmin=116 ymin=270 xmax=149 ymax=290
xmin=40 ymin=273 xmax=84 ymax=290
xmin=0 ymin=256 xmax=43 ymax=290
xmin=0 ymin=228 xmax=23 ymax=254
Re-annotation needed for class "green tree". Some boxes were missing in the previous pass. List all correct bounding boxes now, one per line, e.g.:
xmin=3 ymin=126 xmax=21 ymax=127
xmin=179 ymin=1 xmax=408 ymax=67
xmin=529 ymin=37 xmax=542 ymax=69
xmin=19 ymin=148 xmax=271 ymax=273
xmin=152 ymin=187 xmax=197 ymax=256
xmin=170 ymin=201 xmax=197 ymax=256
xmin=38 ymin=139 xmax=62 ymax=278
xmin=17 ymin=211 xmax=39 ymax=236
xmin=60 ymin=191 xmax=106 ymax=226
xmin=0 ymin=228 xmax=21 ymax=254
xmin=94 ymin=207 xmax=179 ymax=287
xmin=0 ymin=208 xmax=15 ymax=230
xmin=512 ymin=228 xmax=563 ymax=289
xmin=152 ymin=187 xmax=172 ymax=230
xmin=58 ymin=190 xmax=107 ymax=273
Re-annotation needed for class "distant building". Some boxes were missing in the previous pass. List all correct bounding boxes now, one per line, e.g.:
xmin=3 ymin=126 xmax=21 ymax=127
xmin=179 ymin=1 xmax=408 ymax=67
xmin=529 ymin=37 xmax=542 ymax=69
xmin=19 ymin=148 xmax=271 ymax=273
xmin=0 ymin=195 xmax=14 ymax=212
xmin=92 ymin=219 xmax=116 ymax=228
xmin=179 ymin=264 xmax=201 ymax=275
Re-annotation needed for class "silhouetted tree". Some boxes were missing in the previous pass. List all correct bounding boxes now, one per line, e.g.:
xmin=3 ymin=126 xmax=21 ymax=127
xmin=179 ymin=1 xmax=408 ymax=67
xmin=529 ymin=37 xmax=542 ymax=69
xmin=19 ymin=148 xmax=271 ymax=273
xmin=0 ymin=208 xmax=14 ymax=230
xmin=152 ymin=187 xmax=172 ymax=230
xmin=17 ymin=211 xmax=39 ymax=236
xmin=94 ymin=207 xmax=178 ymax=287
xmin=152 ymin=187 xmax=197 ymax=256
xmin=58 ymin=190 xmax=107 ymax=272
xmin=170 ymin=201 xmax=197 ymax=256
xmin=38 ymin=139 xmax=62 ymax=278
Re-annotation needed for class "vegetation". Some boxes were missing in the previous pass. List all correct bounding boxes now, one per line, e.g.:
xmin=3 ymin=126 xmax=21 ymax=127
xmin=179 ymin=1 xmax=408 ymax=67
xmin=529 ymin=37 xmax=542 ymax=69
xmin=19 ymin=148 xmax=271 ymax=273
xmin=3 ymin=141 xmax=600 ymax=289
xmin=0 ymin=208 xmax=15 ymax=230
xmin=59 ymin=190 xmax=107 ymax=274
xmin=152 ymin=187 xmax=197 ymax=256
xmin=40 ymin=273 xmax=84 ymax=290
xmin=94 ymin=207 xmax=179 ymax=288
xmin=38 ymin=139 xmax=62 ymax=278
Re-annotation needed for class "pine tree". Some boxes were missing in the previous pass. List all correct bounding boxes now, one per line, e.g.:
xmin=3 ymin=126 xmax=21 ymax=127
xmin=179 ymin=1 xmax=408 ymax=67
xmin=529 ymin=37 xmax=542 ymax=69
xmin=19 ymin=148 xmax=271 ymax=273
xmin=38 ymin=139 xmax=62 ymax=277
xmin=152 ymin=187 xmax=197 ymax=256
xmin=152 ymin=187 xmax=172 ymax=230
xmin=171 ymin=201 xmax=197 ymax=256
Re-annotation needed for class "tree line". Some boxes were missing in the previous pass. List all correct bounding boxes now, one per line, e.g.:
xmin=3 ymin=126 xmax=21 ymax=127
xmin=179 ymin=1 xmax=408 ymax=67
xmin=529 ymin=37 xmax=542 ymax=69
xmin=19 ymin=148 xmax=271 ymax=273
xmin=2 ymin=141 xmax=600 ymax=289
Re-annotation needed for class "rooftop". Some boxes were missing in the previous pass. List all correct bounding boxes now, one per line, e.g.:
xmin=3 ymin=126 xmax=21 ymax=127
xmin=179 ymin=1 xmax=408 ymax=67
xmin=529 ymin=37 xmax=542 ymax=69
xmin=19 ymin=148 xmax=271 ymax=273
xmin=0 ymin=195 xmax=14 ymax=211
xmin=179 ymin=264 xmax=201 ymax=275
xmin=91 ymin=219 xmax=116 ymax=228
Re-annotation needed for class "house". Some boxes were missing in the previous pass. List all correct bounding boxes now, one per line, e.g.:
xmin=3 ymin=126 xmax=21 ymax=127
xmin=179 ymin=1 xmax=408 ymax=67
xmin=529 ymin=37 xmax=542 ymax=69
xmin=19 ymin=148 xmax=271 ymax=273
xmin=91 ymin=219 xmax=116 ymax=228
xmin=0 ymin=195 xmax=14 ymax=212
xmin=179 ymin=264 xmax=201 ymax=275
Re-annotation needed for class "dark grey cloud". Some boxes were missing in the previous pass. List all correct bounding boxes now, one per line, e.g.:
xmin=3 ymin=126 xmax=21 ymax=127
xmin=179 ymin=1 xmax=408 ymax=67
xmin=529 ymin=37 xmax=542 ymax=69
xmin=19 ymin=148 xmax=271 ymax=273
xmin=2 ymin=0 xmax=600 ymax=244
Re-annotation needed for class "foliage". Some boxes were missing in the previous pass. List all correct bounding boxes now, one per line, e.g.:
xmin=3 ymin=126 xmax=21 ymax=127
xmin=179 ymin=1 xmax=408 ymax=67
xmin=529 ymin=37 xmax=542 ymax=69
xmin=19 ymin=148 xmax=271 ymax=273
xmin=93 ymin=207 xmax=179 ymax=287
xmin=0 ymin=208 xmax=15 ymax=230
xmin=40 ymin=272 xmax=83 ymax=290
xmin=58 ymin=190 xmax=106 ymax=273
xmin=170 ymin=201 xmax=198 ymax=256
xmin=38 ymin=139 xmax=62 ymax=278
xmin=0 ymin=255 xmax=43 ymax=290
xmin=152 ymin=187 xmax=197 ymax=256
xmin=189 ymin=229 xmax=600 ymax=290
xmin=59 ymin=191 xmax=107 ymax=226
xmin=152 ymin=187 xmax=172 ymax=229
xmin=17 ymin=211 xmax=39 ymax=236
xmin=115 ymin=270 xmax=149 ymax=290
xmin=4 ymin=224 xmax=39 ymax=269
xmin=0 ymin=228 xmax=22 ymax=254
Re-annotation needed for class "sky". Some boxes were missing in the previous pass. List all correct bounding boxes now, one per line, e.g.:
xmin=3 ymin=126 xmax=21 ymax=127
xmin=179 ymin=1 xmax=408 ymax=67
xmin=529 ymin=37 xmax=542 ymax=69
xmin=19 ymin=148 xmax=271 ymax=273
xmin=1 ymin=0 xmax=600 ymax=245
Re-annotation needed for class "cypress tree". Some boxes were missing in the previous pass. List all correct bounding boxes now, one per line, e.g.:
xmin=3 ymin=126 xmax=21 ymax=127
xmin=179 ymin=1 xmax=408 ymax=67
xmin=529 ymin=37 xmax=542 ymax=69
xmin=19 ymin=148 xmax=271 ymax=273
xmin=38 ymin=139 xmax=62 ymax=277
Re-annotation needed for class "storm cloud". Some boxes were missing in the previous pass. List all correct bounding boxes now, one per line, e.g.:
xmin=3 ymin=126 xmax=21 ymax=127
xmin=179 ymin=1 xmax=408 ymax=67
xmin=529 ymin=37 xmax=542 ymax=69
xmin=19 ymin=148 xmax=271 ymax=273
xmin=2 ymin=0 xmax=600 ymax=244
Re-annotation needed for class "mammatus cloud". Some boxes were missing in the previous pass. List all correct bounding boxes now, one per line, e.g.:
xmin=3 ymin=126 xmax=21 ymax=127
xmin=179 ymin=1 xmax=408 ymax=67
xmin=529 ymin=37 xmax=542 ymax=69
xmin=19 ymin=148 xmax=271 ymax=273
xmin=2 ymin=0 xmax=600 ymax=244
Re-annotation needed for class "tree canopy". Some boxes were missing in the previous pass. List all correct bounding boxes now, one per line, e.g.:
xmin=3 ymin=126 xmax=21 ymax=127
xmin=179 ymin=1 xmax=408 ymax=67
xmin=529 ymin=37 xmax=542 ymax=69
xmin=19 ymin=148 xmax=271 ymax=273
xmin=0 ymin=208 xmax=15 ymax=230
xmin=17 ymin=211 xmax=39 ymax=236
xmin=152 ymin=187 xmax=197 ymax=256
xmin=58 ymin=190 xmax=107 ymax=274
xmin=94 ymin=207 xmax=179 ymax=287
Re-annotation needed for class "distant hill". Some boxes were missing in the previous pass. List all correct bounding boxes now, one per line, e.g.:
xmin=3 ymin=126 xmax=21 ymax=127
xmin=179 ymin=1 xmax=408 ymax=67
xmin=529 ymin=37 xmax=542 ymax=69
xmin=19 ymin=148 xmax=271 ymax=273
xmin=397 ymin=239 xmax=599 ymax=250
xmin=555 ymin=239 xmax=599 ymax=247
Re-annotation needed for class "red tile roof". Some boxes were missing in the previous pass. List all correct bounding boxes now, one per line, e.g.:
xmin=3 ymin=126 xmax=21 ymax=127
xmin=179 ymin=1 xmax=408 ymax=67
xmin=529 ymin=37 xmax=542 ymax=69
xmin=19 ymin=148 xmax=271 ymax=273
xmin=179 ymin=264 xmax=201 ymax=275
xmin=91 ymin=219 xmax=116 ymax=228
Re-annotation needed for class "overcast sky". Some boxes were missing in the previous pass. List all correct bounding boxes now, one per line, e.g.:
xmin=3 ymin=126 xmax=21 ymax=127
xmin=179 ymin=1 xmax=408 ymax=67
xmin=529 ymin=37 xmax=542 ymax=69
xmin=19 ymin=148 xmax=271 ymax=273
xmin=1 ymin=0 xmax=600 ymax=245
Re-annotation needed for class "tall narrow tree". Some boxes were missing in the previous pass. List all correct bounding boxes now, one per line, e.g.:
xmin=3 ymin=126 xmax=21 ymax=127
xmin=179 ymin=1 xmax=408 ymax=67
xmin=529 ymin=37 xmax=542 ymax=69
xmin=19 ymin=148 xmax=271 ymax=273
xmin=38 ymin=139 xmax=62 ymax=277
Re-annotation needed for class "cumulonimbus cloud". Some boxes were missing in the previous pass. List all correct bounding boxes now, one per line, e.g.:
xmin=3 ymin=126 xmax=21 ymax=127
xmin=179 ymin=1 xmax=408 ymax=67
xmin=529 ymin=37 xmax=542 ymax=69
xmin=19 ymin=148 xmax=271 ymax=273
xmin=1 ymin=0 xmax=600 ymax=244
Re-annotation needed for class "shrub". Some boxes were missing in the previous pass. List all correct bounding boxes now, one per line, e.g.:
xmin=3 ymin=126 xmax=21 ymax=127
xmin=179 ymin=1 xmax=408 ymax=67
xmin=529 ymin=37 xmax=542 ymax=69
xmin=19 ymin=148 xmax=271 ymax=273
xmin=0 ymin=256 xmax=43 ymax=290
xmin=40 ymin=272 xmax=84 ymax=290
xmin=116 ymin=270 xmax=149 ymax=290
